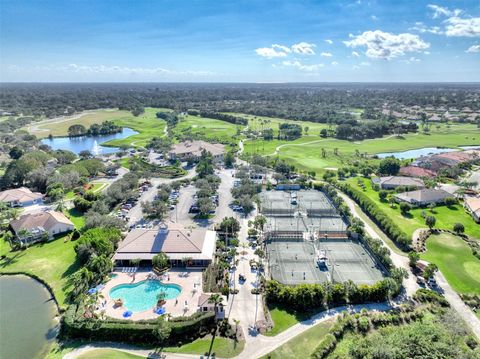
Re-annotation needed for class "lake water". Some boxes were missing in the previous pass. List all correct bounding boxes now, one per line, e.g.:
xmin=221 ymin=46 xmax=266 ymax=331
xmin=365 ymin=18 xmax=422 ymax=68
xmin=41 ymin=127 xmax=138 ymax=155
xmin=376 ymin=147 xmax=458 ymax=160
xmin=0 ymin=275 xmax=59 ymax=359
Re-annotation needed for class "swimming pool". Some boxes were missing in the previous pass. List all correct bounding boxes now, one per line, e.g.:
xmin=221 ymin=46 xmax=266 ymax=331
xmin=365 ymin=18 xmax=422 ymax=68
xmin=109 ymin=280 xmax=181 ymax=312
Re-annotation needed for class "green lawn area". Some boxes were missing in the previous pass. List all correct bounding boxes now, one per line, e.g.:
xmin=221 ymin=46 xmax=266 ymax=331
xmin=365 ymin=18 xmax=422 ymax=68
xmin=421 ymin=233 xmax=480 ymax=295
xmin=345 ymin=177 xmax=480 ymax=240
xmin=64 ymin=183 xmax=105 ymax=200
xmin=262 ymin=319 xmax=334 ymax=358
xmin=226 ymin=112 xmax=329 ymax=137
xmin=164 ymin=336 xmax=244 ymax=358
xmin=264 ymin=304 xmax=310 ymax=336
xmin=173 ymin=114 xmax=243 ymax=145
xmin=0 ymin=234 xmax=80 ymax=307
xmin=244 ymin=122 xmax=479 ymax=175
xmin=104 ymin=107 xmax=168 ymax=148
xmin=76 ymin=349 xmax=144 ymax=359
xmin=65 ymin=207 xmax=85 ymax=230
xmin=28 ymin=109 xmax=137 ymax=138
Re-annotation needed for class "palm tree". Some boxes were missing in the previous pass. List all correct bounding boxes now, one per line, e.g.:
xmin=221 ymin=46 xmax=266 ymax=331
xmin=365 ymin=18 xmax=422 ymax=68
xmin=71 ymin=267 xmax=94 ymax=297
xmin=208 ymin=293 xmax=223 ymax=317
xmin=233 ymin=319 xmax=240 ymax=340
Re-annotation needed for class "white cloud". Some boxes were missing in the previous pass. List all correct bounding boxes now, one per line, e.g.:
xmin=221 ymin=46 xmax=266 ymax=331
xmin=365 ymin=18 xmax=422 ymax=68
xmin=255 ymin=45 xmax=290 ymax=58
xmin=325 ymin=39 xmax=333 ymax=44
xmin=359 ymin=61 xmax=371 ymax=66
xmin=406 ymin=57 xmax=421 ymax=63
xmin=444 ymin=16 xmax=480 ymax=37
xmin=427 ymin=4 xmax=462 ymax=19
xmin=291 ymin=42 xmax=316 ymax=55
xmin=256 ymin=42 xmax=316 ymax=58
xmin=466 ymin=44 xmax=480 ymax=53
xmin=351 ymin=51 xmax=360 ymax=57
xmin=410 ymin=22 xmax=443 ymax=35
xmin=282 ymin=60 xmax=324 ymax=72
xmin=10 ymin=64 xmax=214 ymax=77
xmin=321 ymin=52 xmax=333 ymax=57
xmin=425 ymin=5 xmax=479 ymax=37
xmin=344 ymin=30 xmax=430 ymax=60
xmin=371 ymin=15 xmax=378 ymax=21
xmin=331 ymin=61 xmax=339 ymax=66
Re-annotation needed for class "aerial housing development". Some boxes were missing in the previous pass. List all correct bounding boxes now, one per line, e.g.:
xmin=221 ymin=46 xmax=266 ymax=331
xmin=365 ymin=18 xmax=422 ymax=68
xmin=1 ymin=1 xmax=480 ymax=359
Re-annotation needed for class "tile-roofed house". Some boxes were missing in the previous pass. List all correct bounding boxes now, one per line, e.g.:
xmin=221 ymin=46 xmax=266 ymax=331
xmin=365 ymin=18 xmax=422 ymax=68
xmin=10 ymin=211 xmax=74 ymax=245
xmin=414 ymin=150 xmax=480 ymax=172
xmin=113 ymin=225 xmax=216 ymax=267
xmin=464 ymin=196 xmax=480 ymax=223
xmin=399 ymin=166 xmax=437 ymax=178
xmin=372 ymin=176 xmax=425 ymax=190
xmin=168 ymin=140 xmax=225 ymax=162
xmin=0 ymin=187 xmax=43 ymax=207
xmin=394 ymin=189 xmax=453 ymax=206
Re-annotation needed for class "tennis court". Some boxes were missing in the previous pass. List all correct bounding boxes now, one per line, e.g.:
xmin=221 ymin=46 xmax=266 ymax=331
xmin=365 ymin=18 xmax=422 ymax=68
xmin=266 ymin=238 xmax=384 ymax=285
xmin=319 ymin=239 xmax=385 ymax=285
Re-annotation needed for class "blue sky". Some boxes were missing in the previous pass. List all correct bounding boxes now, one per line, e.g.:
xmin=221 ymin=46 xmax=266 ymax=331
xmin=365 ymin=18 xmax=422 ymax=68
xmin=1 ymin=0 xmax=479 ymax=82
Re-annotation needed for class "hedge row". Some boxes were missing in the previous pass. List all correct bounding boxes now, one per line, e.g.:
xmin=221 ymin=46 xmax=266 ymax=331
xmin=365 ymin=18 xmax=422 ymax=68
xmin=336 ymin=182 xmax=411 ymax=249
xmin=311 ymin=307 xmax=425 ymax=359
xmin=62 ymin=304 xmax=216 ymax=345
xmin=265 ymin=278 xmax=401 ymax=312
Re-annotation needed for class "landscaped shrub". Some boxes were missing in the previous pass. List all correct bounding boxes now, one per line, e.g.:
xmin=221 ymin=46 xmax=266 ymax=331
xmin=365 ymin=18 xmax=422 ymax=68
xmin=61 ymin=305 xmax=215 ymax=345
xmin=336 ymin=182 xmax=411 ymax=249
xmin=413 ymin=288 xmax=449 ymax=307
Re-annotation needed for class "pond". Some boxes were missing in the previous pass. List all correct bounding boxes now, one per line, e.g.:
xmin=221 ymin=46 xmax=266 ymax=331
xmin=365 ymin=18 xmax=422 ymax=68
xmin=376 ymin=147 xmax=458 ymax=160
xmin=41 ymin=127 xmax=138 ymax=155
xmin=0 ymin=275 xmax=59 ymax=359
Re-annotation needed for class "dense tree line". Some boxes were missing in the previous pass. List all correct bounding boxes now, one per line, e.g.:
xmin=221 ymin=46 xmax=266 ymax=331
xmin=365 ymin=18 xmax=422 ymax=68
xmin=2 ymin=83 xmax=477 ymax=124
xmin=67 ymin=121 xmax=121 ymax=137
xmin=196 ymin=111 xmax=248 ymax=126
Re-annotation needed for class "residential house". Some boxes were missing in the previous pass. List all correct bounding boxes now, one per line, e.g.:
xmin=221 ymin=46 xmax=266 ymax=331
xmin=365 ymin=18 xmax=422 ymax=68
xmin=0 ymin=187 xmax=43 ymax=207
xmin=168 ymin=141 xmax=225 ymax=163
xmin=394 ymin=189 xmax=453 ymax=206
xmin=113 ymin=225 xmax=216 ymax=267
xmin=10 ymin=211 xmax=74 ymax=245
xmin=372 ymin=176 xmax=425 ymax=190
xmin=197 ymin=293 xmax=227 ymax=319
xmin=464 ymin=196 xmax=480 ymax=223
xmin=399 ymin=166 xmax=437 ymax=178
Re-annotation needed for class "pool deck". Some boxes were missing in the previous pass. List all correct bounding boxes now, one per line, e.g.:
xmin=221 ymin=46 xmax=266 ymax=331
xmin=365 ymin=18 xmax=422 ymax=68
xmin=98 ymin=268 xmax=204 ymax=321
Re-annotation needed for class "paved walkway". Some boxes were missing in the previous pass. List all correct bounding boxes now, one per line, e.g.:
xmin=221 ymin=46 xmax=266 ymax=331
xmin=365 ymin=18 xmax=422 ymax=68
xmin=225 ymin=208 xmax=266 ymax=342
xmin=435 ymin=271 xmax=480 ymax=338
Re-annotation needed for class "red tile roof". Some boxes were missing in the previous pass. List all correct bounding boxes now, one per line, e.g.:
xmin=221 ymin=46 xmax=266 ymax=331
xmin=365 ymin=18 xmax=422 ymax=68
xmin=399 ymin=166 xmax=436 ymax=178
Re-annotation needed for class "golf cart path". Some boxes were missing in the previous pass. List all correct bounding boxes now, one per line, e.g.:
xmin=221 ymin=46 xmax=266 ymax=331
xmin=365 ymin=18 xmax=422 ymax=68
xmin=338 ymin=191 xmax=480 ymax=339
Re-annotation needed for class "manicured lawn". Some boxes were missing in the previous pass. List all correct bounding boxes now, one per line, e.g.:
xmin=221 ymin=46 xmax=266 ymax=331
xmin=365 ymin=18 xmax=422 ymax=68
xmin=0 ymin=235 xmax=80 ymax=307
xmin=261 ymin=319 xmax=334 ymax=358
xmin=164 ymin=336 xmax=244 ymax=358
xmin=421 ymin=233 xmax=480 ymax=295
xmin=174 ymin=114 xmax=243 ymax=145
xmin=28 ymin=109 xmax=137 ymax=138
xmin=226 ymin=112 xmax=329 ymax=137
xmin=244 ymin=122 xmax=479 ymax=174
xmin=65 ymin=208 xmax=85 ymax=230
xmin=264 ymin=304 xmax=310 ymax=336
xmin=64 ymin=183 xmax=105 ymax=200
xmin=346 ymin=178 xmax=480 ymax=240
xmin=77 ymin=349 xmax=144 ymax=359
xmin=104 ymin=107 xmax=168 ymax=148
